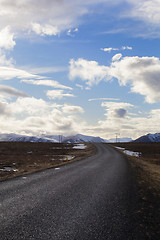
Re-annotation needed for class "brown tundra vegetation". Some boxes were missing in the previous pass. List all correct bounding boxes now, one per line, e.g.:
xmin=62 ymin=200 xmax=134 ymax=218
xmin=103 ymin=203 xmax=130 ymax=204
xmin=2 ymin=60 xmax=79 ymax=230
xmin=109 ymin=142 xmax=160 ymax=238
xmin=0 ymin=142 xmax=95 ymax=181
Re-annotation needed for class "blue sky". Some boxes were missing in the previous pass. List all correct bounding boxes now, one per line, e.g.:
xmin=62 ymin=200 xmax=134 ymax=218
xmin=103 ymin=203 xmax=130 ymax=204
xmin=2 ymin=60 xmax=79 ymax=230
xmin=0 ymin=0 xmax=160 ymax=139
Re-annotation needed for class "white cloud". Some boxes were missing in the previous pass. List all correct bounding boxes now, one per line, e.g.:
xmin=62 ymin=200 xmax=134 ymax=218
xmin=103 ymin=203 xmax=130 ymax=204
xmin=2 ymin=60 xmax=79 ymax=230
xmin=29 ymin=66 xmax=67 ymax=74
xmin=0 ymin=51 xmax=14 ymax=66
xmin=46 ymin=90 xmax=75 ymax=100
xmin=127 ymin=0 xmax=160 ymax=25
xmin=69 ymin=58 xmax=110 ymax=86
xmin=85 ymin=86 xmax=91 ymax=90
xmin=0 ymin=0 xmax=159 ymax=40
xmin=109 ymin=56 xmax=160 ymax=103
xmin=62 ymin=104 xmax=84 ymax=114
xmin=118 ymin=0 xmax=160 ymax=37
xmin=82 ymin=107 xmax=160 ymax=140
xmin=0 ymin=93 xmax=159 ymax=140
xmin=88 ymin=98 xmax=119 ymax=102
xmin=10 ymin=97 xmax=59 ymax=117
xmin=79 ymin=101 xmax=135 ymax=138
xmin=98 ymin=102 xmax=133 ymax=133
xmin=112 ymin=53 xmax=122 ymax=62
xmin=0 ymin=96 xmax=85 ymax=136
xmin=21 ymin=79 xmax=72 ymax=90
xmin=0 ymin=102 xmax=10 ymax=116
xmin=101 ymin=101 xmax=133 ymax=118
xmin=122 ymin=46 xmax=132 ymax=50
xmin=67 ymin=27 xmax=79 ymax=36
xmin=67 ymin=29 xmax=72 ymax=36
xmin=0 ymin=66 xmax=43 ymax=81
xmin=76 ymin=84 xmax=84 ymax=90
xmin=0 ymin=26 xmax=15 ymax=50
xmin=81 ymin=101 xmax=160 ymax=139
xmin=0 ymin=85 xmax=28 ymax=98
xmin=0 ymin=0 xmax=110 ymax=37
xmin=31 ymin=23 xmax=59 ymax=36
xmin=101 ymin=101 xmax=133 ymax=108
xmin=101 ymin=47 xmax=119 ymax=53
xmin=0 ymin=26 xmax=15 ymax=69
xmin=71 ymin=56 xmax=160 ymax=103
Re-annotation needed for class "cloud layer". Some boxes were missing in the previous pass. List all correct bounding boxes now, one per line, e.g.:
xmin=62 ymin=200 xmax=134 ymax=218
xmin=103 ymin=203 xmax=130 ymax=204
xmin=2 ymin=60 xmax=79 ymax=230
xmin=0 ymin=0 xmax=110 ymax=37
xmin=0 ymin=0 xmax=160 ymax=40
xmin=0 ymin=26 xmax=15 ymax=50
xmin=0 ymin=96 xmax=85 ymax=136
xmin=69 ymin=58 xmax=110 ymax=86
xmin=109 ymin=56 xmax=160 ymax=103
xmin=46 ymin=90 xmax=75 ymax=100
xmin=70 ymin=56 xmax=160 ymax=103
xmin=0 ymin=85 xmax=28 ymax=98
xmin=21 ymin=79 xmax=72 ymax=90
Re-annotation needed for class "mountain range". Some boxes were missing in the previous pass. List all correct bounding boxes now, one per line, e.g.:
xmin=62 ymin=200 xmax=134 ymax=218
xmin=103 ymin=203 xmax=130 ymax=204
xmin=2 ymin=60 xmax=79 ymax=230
xmin=134 ymin=133 xmax=160 ymax=143
xmin=0 ymin=133 xmax=107 ymax=143
xmin=0 ymin=133 xmax=159 ymax=143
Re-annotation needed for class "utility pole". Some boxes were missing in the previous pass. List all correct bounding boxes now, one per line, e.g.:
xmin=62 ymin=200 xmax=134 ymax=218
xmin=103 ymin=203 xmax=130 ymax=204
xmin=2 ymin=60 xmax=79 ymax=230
xmin=115 ymin=133 xmax=120 ymax=143
xmin=59 ymin=135 xmax=62 ymax=143
xmin=115 ymin=133 xmax=118 ymax=143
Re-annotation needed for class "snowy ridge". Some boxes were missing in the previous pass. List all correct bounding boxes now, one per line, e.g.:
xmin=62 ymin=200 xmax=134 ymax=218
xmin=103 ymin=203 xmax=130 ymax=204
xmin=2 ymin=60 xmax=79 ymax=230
xmin=115 ymin=147 xmax=141 ymax=157
xmin=1 ymin=132 xmax=159 ymax=143
xmin=0 ymin=133 xmax=108 ymax=143
xmin=148 ymin=133 xmax=160 ymax=142
xmin=63 ymin=134 xmax=108 ymax=143
xmin=134 ymin=133 xmax=160 ymax=142
xmin=0 ymin=134 xmax=57 ymax=142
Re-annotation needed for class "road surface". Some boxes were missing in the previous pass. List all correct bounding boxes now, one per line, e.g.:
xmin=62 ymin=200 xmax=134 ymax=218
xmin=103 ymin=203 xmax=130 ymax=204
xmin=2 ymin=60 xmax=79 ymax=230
xmin=0 ymin=143 xmax=145 ymax=239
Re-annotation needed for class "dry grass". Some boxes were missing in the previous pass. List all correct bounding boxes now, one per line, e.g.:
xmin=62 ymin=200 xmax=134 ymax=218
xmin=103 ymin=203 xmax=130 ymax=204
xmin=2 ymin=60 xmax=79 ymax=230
xmin=0 ymin=142 xmax=96 ymax=181
xmin=109 ymin=142 xmax=160 ymax=192
xmin=109 ymin=142 xmax=160 ymax=239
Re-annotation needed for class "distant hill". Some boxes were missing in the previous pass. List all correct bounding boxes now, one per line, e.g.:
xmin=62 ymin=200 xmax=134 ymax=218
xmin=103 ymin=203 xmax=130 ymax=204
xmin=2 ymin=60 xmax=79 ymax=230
xmin=63 ymin=134 xmax=108 ymax=143
xmin=108 ymin=137 xmax=132 ymax=143
xmin=0 ymin=133 xmax=108 ymax=143
xmin=134 ymin=133 xmax=160 ymax=142
xmin=0 ymin=133 xmax=55 ymax=142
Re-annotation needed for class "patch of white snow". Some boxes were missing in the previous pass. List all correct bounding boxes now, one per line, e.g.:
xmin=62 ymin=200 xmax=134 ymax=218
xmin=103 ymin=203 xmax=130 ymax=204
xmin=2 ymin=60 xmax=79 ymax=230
xmin=115 ymin=147 xmax=141 ymax=157
xmin=123 ymin=150 xmax=141 ymax=157
xmin=73 ymin=144 xmax=87 ymax=149
xmin=115 ymin=147 xmax=125 ymax=150
xmin=51 ymin=155 xmax=75 ymax=161
xmin=0 ymin=167 xmax=18 ymax=172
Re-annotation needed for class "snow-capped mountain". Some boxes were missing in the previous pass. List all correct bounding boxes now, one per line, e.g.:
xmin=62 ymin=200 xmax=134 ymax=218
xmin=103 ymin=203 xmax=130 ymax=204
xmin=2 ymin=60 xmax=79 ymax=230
xmin=63 ymin=134 xmax=108 ymax=143
xmin=0 ymin=134 xmax=56 ymax=142
xmin=134 ymin=133 xmax=160 ymax=142
xmin=108 ymin=137 xmax=132 ymax=143
xmin=0 ymin=133 xmax=108 ymax=143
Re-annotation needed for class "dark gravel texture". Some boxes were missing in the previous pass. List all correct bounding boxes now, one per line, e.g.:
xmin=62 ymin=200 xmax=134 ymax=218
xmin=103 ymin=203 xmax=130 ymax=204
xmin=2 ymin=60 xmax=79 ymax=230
xmin=0 ymin=143 xmax=146 ymax=239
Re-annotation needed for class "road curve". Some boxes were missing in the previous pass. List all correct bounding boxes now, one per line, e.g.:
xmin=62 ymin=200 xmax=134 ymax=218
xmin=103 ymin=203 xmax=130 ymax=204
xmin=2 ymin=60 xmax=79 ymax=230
xmin=0 ymin=143 xmax=145 ymax=240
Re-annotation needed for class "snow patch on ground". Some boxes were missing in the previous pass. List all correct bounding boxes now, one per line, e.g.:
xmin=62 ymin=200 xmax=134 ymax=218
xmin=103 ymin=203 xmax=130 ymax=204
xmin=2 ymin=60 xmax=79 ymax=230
xmin=115 ymin=147 xmax=125 ymax=150
xmin=51 ymin=155 xmax=75 ymax=161
xmin=123 ymin=150 xmax=141 ymax=157
xmin=115 ymin=147 xmax=141 ymax=157
xmin=0 ymin=167 xmax=18 ymax=172
xmin=73 ymin=144 xmax=87 ymax=149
